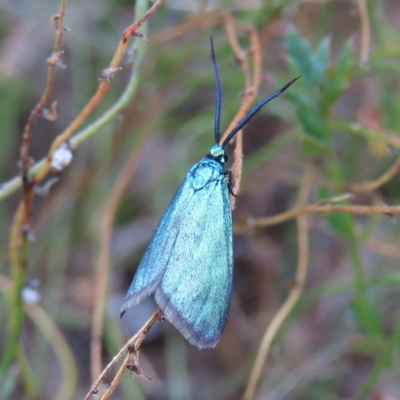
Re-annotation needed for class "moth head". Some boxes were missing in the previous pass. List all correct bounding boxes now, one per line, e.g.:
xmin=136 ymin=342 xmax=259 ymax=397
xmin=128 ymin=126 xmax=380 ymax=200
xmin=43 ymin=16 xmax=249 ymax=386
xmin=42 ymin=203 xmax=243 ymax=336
xmin=209 ymin=143 xmax=227 ymax=164
xmin=210 ymin=37 xmax=300 ymax=151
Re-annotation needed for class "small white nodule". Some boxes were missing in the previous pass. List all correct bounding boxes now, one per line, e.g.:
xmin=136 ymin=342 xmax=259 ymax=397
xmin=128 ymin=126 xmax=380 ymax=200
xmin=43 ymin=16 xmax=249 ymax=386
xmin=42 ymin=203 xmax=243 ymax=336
xmin=22 ymin=287 xmax=41 ymax=305
xmin=51 ymin=145 xmax=73 ymax=172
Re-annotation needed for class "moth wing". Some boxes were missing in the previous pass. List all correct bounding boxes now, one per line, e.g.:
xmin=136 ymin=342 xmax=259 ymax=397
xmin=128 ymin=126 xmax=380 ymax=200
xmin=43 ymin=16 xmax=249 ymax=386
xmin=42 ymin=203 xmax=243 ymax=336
xmin=154 ymin=175 xmax=233 ymax=348
xmin=121 ymin=176 xmax=193 ymax=316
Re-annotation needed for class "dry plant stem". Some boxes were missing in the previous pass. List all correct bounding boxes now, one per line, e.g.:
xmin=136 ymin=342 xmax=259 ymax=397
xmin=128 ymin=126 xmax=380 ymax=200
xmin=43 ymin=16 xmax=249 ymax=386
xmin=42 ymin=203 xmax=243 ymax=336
xmin=3 ymin=121 xmax=400 ymax=203
xmin=100 ymin=355 xmax=130 ymax=400
xmin=367 ymin=238 xmax=400 ymax=260
xmin=2 ymin=0 xmax=164 ymax=379
xmin=231 ymin=129 xmax=243 ymax=209
xmin=85 ymin=308 xmax=162 ymax=400
xmin=34 ymin=0 xmax=164 ymax=184
xmin=20 ymin=0 xmax=67 ymax=226
xmin=321 ymin=156 xmax=400 ymax=193
xmin=223 ymin=14 xmax=252 ymax=89
xmin=150 ymin=11 xmax=222 ymax=46
xmin=222 ymin=16 xmax=262 ymax=209
xmin=0 ymin=274 xmax=78 ymax=399
xmin=90 ymin=0 xmax=151 ymax=386
xmin=0 ymin=205 xmax=27 ymax=374
xmin=1 ymin=0 xmax=68 ymax=375
xmin=221 ymin=21 xmax=262 ymax=143
xmin=91 ymin=131 xmax=149 ymax=385
xmin=233 ymin=203 xmax=400 ymax=234
xmin=355 ymin=0 xmax=370 ymax=65
xmin=243 ymin=168 xmax=313 ymax=400
xmin=0 ymin=4 xmax=163 ymax=203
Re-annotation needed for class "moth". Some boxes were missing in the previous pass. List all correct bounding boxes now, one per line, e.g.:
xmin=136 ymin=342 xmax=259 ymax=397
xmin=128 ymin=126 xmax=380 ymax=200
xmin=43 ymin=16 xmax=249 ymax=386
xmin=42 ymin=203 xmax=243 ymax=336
xmin=121 ymin=38 xmax=298 ymax=348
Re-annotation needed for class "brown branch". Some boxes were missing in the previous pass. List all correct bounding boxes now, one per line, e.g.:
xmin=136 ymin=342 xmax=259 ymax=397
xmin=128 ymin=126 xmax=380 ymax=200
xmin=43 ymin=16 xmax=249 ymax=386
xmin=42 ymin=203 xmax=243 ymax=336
xmin=100 ymin=355 xmax=130 ymax=400
xmin=0 ymin=274 xmax=78 ymax=399
xmin=243 ymin=168 xmax=313 ymax=400
xmin=234 ymin=203 xmax=400 ymax=234
xmin=0 ymin=0 xmax=68 ymax=376
xmin=90 ymin=124 xmax=153 ymax=388
xmin=231 ymin=129 xmax=243 ymax=208
xmin=20 ymin=0 xmax=67 ymax=227
xmin=320 ymin=156 xmax=400 ymax=193
xmin=223 ymin=14 xmax=252 ymax=89
xmin=223 ymin=16 xmax=263 ymax=209
xmin=85 ymin=308 xmax=162 ymax=400
xmin=34 ymin=0 xmax=164 ymax=185
xmin=149 ymin=11 xmax=223 ymax=46
xmin=221 ymin=20 xmax=262 ymax=144
xmin=355 ymin=0 xmax=370 ymax=66
xmin=366 ymin=238 xmax=400 ymax=260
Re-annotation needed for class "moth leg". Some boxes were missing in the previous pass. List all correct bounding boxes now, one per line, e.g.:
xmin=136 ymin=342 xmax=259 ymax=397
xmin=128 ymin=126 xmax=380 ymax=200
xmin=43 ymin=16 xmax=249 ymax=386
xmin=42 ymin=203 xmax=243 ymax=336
xmin=225 ymin=170 xmax=238 ymax=197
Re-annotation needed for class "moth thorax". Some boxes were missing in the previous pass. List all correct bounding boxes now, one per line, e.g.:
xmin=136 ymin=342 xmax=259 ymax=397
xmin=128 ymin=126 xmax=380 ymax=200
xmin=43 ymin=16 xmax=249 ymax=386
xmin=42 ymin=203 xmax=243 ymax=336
xmin=209 ymin=144 xmax=227 ymax=164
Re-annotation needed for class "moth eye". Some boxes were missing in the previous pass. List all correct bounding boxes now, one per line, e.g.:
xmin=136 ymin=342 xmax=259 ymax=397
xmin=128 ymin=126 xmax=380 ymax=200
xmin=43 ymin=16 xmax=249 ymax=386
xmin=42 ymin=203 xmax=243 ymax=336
xmin=218 ymin=153 xmax=227 ymax=163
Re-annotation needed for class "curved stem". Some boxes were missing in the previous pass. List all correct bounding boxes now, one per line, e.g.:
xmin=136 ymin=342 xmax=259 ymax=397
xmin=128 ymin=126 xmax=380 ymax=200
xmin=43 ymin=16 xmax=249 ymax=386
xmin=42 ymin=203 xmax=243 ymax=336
xmin=243 ymin=168 xmax=313 ymax=400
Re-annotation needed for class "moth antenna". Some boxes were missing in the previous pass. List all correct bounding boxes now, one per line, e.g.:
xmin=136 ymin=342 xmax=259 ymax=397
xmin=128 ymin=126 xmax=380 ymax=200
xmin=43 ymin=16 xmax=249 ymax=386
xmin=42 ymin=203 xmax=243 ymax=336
xmin=221 ymin=76 xmax=301 ymax=148
xmin=210 ymin=37 xmax=222 ymax=145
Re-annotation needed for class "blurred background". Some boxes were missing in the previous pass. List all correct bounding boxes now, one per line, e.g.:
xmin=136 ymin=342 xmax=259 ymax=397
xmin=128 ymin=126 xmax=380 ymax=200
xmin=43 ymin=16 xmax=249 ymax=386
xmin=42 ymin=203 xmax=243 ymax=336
xmin=2 ymin=0 xmax=400 ymax=399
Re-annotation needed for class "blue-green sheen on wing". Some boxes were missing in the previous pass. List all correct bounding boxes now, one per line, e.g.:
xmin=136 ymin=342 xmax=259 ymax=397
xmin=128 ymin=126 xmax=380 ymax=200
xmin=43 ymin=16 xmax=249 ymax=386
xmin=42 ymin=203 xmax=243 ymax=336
xmin=121 ymin=157 xmax=233 ymax=348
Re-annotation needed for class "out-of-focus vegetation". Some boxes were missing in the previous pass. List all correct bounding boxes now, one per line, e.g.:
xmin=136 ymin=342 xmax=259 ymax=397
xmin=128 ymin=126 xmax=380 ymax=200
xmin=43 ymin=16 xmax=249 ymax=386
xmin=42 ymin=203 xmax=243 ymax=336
xmin=2 ymin=0 xmax=400 ymax=399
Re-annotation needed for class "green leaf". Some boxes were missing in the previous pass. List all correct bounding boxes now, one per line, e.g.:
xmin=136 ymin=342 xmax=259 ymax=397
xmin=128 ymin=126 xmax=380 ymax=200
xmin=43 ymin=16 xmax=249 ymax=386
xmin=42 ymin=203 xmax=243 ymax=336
xmin=352 ymin=296 xmax=383 ymax=337
xmin=313 ymin=37 xmax=331 ymax=85
xmin=285 ymin=30 xmax=331 ymax=87
xmin=348 ymin=336 xmax=385 ymax=357
xmin=325 ymin=212 xmax=354 ymax=237
xmin=337 ymin=40 xmax=354 ymax=79
xmin=301 ymin=138 xmax=330 ymax=157
xmin=296 ymin=103 xmax=330 ymax=143
xmin=321 ymin=40 xmax=354 ymax=114
xmin=288 ymin=92 xmax=330 ymax=143
xmin=285 ymin=30 xmax=315 ymax=86
xmin=317 ymin=188 xmax=354 ymax=237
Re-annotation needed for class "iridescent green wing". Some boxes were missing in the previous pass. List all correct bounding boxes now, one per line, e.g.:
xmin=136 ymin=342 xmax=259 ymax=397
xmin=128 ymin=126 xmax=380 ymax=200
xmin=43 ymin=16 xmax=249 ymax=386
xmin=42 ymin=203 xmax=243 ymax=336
xmin=154 ymin=162 xmax=233 ymax=348
xmin=120 ymin=171 xmax=194 ymax=315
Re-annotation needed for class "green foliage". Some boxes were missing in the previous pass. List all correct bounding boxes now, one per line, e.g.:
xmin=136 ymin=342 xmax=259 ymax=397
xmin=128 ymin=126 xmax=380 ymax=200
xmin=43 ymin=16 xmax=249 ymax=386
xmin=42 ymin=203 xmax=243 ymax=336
xmin=352 ymin=296 xmax=383 ymax=337
xmin=317 ymin=188 xmax=354 ymax=237
xmin=285 ymin=31 xmax=355 ymax=146
xmin=320 ymin=40 xmax=354 ymax=114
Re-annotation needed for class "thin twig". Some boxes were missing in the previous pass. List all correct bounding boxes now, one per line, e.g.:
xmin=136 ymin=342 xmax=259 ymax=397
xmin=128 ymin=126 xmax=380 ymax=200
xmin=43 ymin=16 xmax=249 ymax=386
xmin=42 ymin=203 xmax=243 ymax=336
xmin=20 ymin=0 xmax=67 ymax=227
xmin=0 ymin=17 xmax=160 ymax=203
xmin=1 ymin=0 xmax=164 ymax=383
xmin=149 ymin=11 xmax=223 ymax=46
xmin=3 ymin=1 xmax=68 ymax=375
xmin=367 ymin=238 xmax=400 ymax=260
xmin=221 ymin=19 xmax=262 ymax=145
xmin=34 ymin=0 xmax=164 ymax=184
xmin=85 ymin=308 xmax=162 ymax=400
xmin=223 ymin=17 xmax=262 ymax=209
xmin=320 ymin=156 xmax=400 ymax=193
xmin=331 ymin=120 xmax=400 ymax=149
xmin=355 ymin=0 xmax=370 ymax=66
xmin=2 ymin=120 xmax=399 ymax=204
xmin=100 ymin=355 xmax=130 ymax=400
xmin=90 ymin=133 xmax=149 ymax=390
xmin=90 ymin=0 xmax=151 ymax=387
xmin=91 ymin=119 xmax=154 ymax=388
xmin=243 ymin=168 xmax=313 ymax=400
xmin=354 ymin=320 xmax=400 ymax=400
xmin=231 ymin=129 xmax=243 ymax=208
xmin=0 ymin=274 xmax=78 ymax=400
xmin=234 ymin=203 xmax=400 ymax=234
